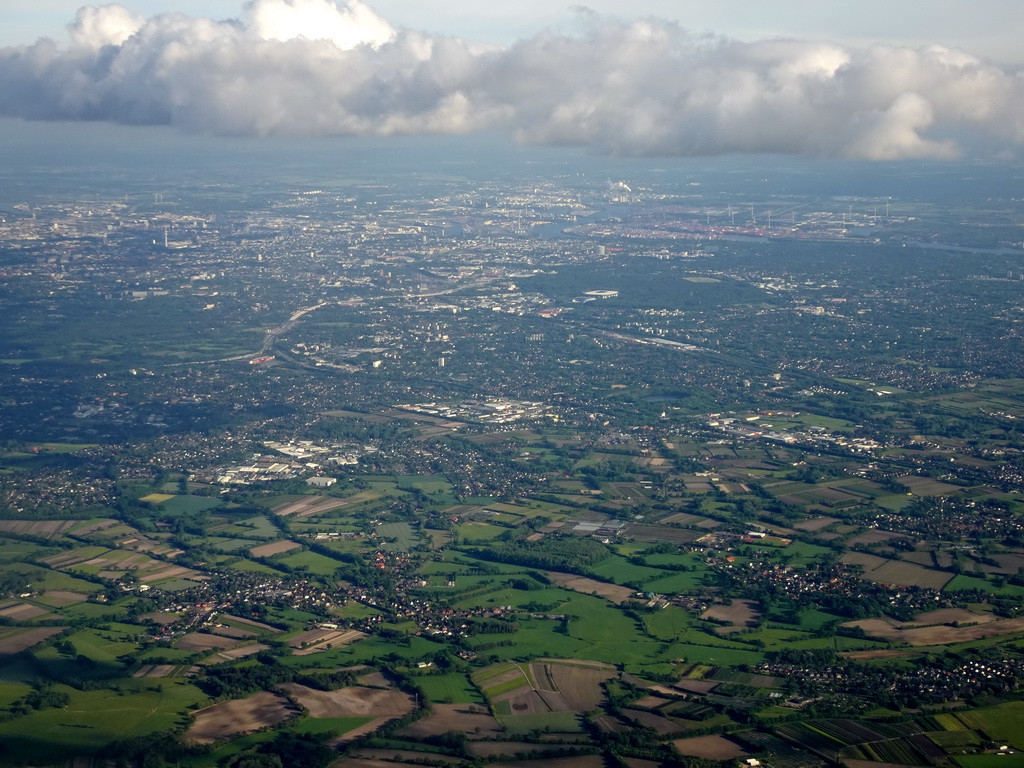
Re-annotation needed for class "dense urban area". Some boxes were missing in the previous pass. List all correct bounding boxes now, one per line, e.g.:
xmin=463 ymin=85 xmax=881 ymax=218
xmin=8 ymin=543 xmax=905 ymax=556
xmin=2 ymin=140 xmax=1024 ymax=768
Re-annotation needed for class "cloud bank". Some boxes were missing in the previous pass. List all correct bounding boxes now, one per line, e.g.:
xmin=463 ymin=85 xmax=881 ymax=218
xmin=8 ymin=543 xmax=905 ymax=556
xmin=1 ymin=0 xmax=1022 ymax=159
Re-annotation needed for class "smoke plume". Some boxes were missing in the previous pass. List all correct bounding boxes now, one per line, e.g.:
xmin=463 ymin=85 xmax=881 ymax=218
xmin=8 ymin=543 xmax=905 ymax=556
xmin=1 ymin=0 xmax=1022 ymax=159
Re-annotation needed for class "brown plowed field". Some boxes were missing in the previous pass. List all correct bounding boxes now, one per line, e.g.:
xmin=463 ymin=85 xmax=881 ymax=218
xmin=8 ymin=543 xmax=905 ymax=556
xmin=175 ymin=633 xmax=240 ymax=651
xmin=202 ymin=644 xmax=268 ymax=664
xmin=536 ymin=689 xmax=574 ymax=712
xmin=897 ymin=475 xmax=961 ymax=496
xmin=66 ymin=520 xmax=119 ymax=536
xmin=487 ymin=756 xmax=606 ymax=768
xmin=546 ymin=662 xmax=614 ymax=711
xmin=672 ymin=734 xmax=749 ymax=760
xmin=840 ymin=552 xmax=953 ymax=590
xmin=0 ymin=626 xmax=67 ymax=654
xmin=623 ymin=759 xmax=669 ymax=768
xmin=133 ymin=664 xmax=178 ymax=678
xmin=904 ymin=607 xmax=995 ymax=626
xmin=701 ymin=599 xmax=760 ymax=630
xmin=37 ymin=591 xmax=88 ymax=607
xmin=210 ymin=626 xmax=257 ymax=639
xmin=277 ymin=683 xmax=413 ymax=719
xmin=633 ymin=695 xmax=672 ymax=709
xmin=289 ymin=628 xmax=366 ymax=655
xmin=187 ymin=691 xmax=295 ymax=743
xmin=351 ymin=749 xmax=463 ymax=764
xmin=398 ymin=703 xmax=503 ymax=740
xmin=0 ymin=520 xmax=75 ymax=539
xmin=845 ymin=614 xmax=1024 ymax=646
xmin=594 ymin=714 xmax=632 ymax=733
xmin=544 ymin=571 xmax=636 ymax=604
xmin=840 ymin=649 xmax=916 ymax=661
xmin=0 ymin=603 xmax=52 ymax=620
xmin=139 ymin=566 xmax=192 ymax=583
xmin=249 ymin=540 xmax=301 ymax=558
xmin=216 ymin=613 xmax=280 ymax=632
xmin=272 ymin=493 xmax=379 ymax=518
xmin=846 ymin=529 xmax=907 ymax=546
xmin=505 ymin=689 xmax=549 ymax=715
xmin=793 ymin=516 xmax=839 ymax=532
xmin=467 ymin=742 xmax=556 ymax=757
xmin=356 ymin=670 xmax=390 ymax=688
xmin=623 ymin=709 xmax=683 ymax=735
xmin=673 ymin=679 xmax=718 ymax=694
xmin=42 ymin=551 xmax=96 ymax=568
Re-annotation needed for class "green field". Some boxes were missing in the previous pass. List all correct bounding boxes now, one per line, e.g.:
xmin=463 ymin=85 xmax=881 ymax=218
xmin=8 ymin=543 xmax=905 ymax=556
xmin=413 ymin=672 xmax=485 ymax=704
xmin=186 ymin=731 xmax=278 ymax=768
xmin=222 ymin=516 xmax=280 ymax=540
xmin=15 ymin=566 xmax=102 ymax=594
xmin=497 ymin=711 xmax=582 ymax=734
xmin=156 ymin=495 xmax=223 ymax=514
xmin=208 ymin=537 xmax=262 ymax=552
xmin=957 ymin=702 xmax=1024 ymax=749
xmin=377 ymin=521 xmax=419 ymax=551
xmin=955 ymin=756 xmax=1024 ymax=768
xmin=945 ymin=575 xmax=1024 ymax=596
xmin=455 ymin=522 xmax=511 ymax=543
xmin=642 ymin=570 xmax=706 ymax=593
xmin=589 ymin=555 xmax=665 ymax=586
xmin=224 ymin=558 xmax=286 ymax=575
xmin=276 ymin=550 xmax=345 ymax=575
xmin=288 ymin=716 xmax=374 ymax=736
xmin=396 ymin=475 xmax=455 ymax=495
xmin=0 ymin=682 xmax=207 ymax=764
xmin=642 ymin=605 xmax=696 ymax=640
xmin=62 ymin=601 xmax=131 ymax=620
xmin=0 ymin=540 xmax=55 ymax=563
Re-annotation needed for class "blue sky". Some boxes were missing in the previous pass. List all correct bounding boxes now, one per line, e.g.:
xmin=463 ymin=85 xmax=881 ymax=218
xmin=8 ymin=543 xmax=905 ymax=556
xmin=4 ymin=0 xmax=1023 ymax=63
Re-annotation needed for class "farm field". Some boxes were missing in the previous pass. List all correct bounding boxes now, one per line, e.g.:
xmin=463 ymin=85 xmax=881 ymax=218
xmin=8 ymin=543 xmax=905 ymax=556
xmin=0 ymin=682 xmax=207 ymax=763
xmin=277 ymin=683 xmax=414 ymax=720
xmin=287 ymin=628 xmax=366 ymax=655
xmin=0 ymin=520 xmax=75 ymax=539
xmin=956 ymin=702 xmax=1024 ymax=749
xmin=270 ymin=493 xmax=381 ymax=517
xmin=413 ymin=672 xmax=485 ymax=704
xmin=543 ymin=571 xmax=637 ymax=603
xmin=701 ymin=599 xmax=761 ymax=632
xmin=275 ymin=549 xmax=346 ymax=575
xmin=155 ymin=496 xmax=223 ymax=515
xmin=175 ymin=633 xmax=241 ymax=652
xmin=841 ymin=551 xmax=954 ymax=590
xmin=473 ymin=658 xmax=614 ymax=734
xmin=249 ymin=539 xmax=302 ymax=558
xmin=846 ymin=612 xmax=1024 ymax=646
xmin=672 ymin=734 xmax=750 ymax=760
xmin=4 ymin=373 xmax=1024 ymax=768
xmin=12 ymin=134 xmax=1024 ymax=768
xmin=398 ymin=703 xmax=504 ymax=740
xmin=187 ymin=692 xmax=296 ymax=744
xmin=0 ymin=626 xmax=68 ymax=655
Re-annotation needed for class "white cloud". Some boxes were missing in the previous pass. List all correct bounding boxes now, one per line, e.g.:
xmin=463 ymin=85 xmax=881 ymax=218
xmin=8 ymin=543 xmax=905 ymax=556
xmin=244 ymin=0 xmax=394 ymax=49
xmin=69 ymin=4 xmax=144 ymax=47
xmin=0 ymin=1 xmax=1021 ymax=159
